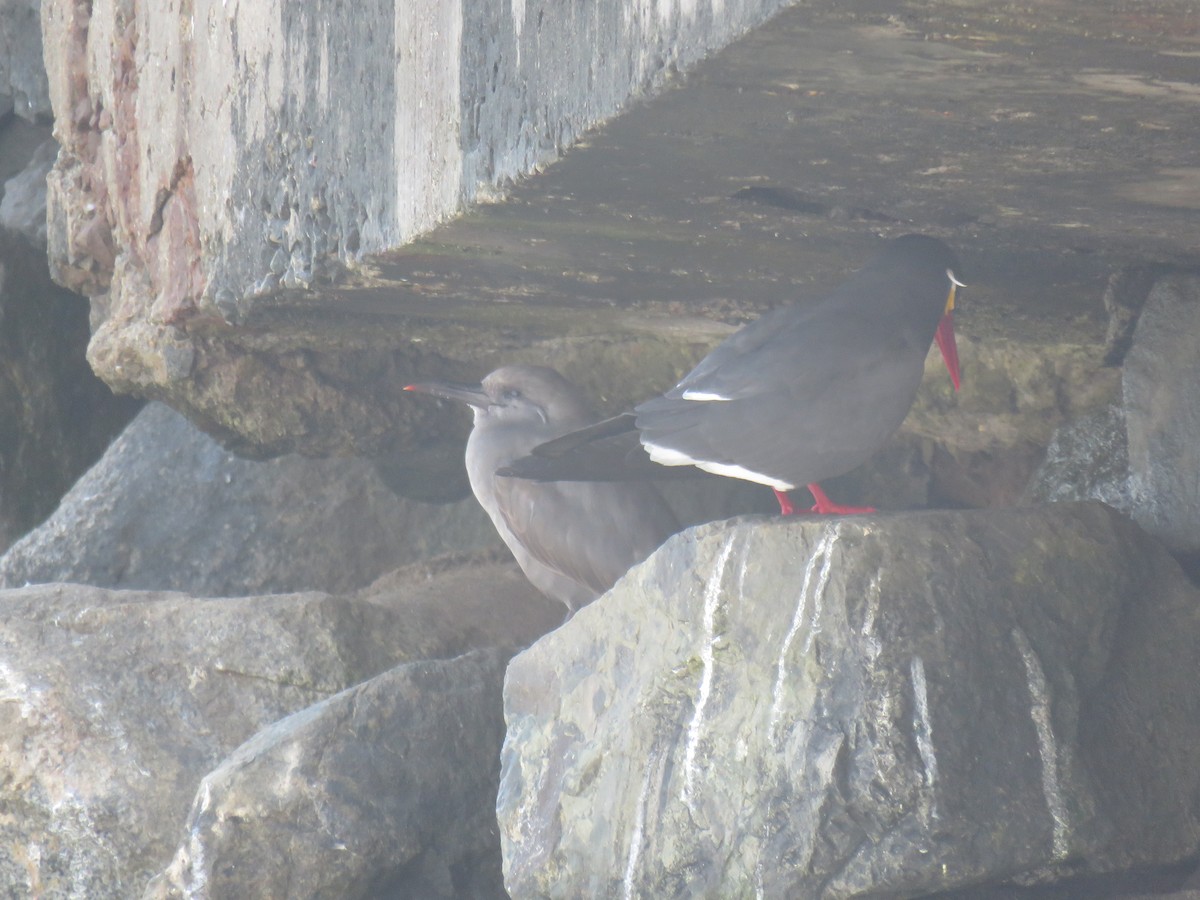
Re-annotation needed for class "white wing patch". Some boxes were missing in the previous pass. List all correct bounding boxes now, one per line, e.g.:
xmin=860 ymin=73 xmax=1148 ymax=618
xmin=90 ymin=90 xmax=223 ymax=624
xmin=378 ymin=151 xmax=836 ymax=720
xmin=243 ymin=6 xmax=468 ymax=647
xmin=681 ymin=390 xmax=732 ymax=402
xmin=644 ymin=442 xmax=700 ymax=467
xmin=643 ymin=441 xmax=795 ymax=491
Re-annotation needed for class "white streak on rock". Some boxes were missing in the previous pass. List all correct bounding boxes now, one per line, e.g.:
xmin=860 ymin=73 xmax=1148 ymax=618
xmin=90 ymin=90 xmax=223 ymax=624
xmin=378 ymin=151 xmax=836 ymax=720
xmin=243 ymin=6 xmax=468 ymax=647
xmin=769 ymin=524 xmax=838 ymax=740
xmin=754 ymin=798 xmax=773 ymax=900
xmin=910 ymin=656 xmax=939 ymax=819
xmin=861 ymin=572 xmax=883 ymax=662
xmin=736 ymin=535 xmax=751 ymax=601
xmin=178 ymin=780 xmax=213 ymax=897
xmin=0 ymin=659 xmax=35 ymax=718
xmin=801 ymin=530 xmax=837 ymax=657
xmin=681 ymin=532 xmax=735 ymax=809
xmin=624 ymin=744 xmax=663 ymax=900
xmin=1012 ymin=627 xmax=1070 ymax=859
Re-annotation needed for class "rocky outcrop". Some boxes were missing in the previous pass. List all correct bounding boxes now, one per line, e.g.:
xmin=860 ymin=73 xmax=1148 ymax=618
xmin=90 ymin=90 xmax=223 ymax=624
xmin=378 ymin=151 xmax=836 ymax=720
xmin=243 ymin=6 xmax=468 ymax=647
xmin=0 ymin=562 xmax=559 ymax=898
xmin=1028 ymin=272 xmax=1200 ymax=561
xmin=1026 ymin=405 xmax=1130 ymax=511
xmin=145 ymin=650 xmax=511 ymax=900
xmin=0 ymin=402 xmax=502 ymax=596
xmin=500 ymin=504 xmax=1200 ymax=897
xmin=10 ymin=0 xmax=1200 ymax=896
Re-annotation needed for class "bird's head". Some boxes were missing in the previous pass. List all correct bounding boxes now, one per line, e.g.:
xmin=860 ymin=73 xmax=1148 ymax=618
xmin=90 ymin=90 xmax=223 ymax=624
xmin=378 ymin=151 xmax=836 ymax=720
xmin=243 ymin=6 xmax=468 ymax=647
xmin=404 ymin=364 xmax=593 ymax=430
xmin=881 ymin=234 xmax=965 ymax=391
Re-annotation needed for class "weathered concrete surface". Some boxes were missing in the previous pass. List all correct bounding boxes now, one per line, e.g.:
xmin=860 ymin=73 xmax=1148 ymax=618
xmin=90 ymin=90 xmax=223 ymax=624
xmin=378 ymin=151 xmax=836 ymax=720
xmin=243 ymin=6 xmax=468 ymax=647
xmin=40 ymin=0 xmax=1196 ymax=462
xmin=499 ymin=504 xmax=1200 ymax=897
xmin=41 ymin=0 xmax=790 ymax=453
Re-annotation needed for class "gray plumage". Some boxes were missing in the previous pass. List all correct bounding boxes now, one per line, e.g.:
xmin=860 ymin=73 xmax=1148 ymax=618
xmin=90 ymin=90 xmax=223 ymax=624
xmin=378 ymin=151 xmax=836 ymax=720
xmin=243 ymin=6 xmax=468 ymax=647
xmin=502 ymin=235 xmax=963 ymax=515
xmin=405 ymin=365 xmax=680 ymax=613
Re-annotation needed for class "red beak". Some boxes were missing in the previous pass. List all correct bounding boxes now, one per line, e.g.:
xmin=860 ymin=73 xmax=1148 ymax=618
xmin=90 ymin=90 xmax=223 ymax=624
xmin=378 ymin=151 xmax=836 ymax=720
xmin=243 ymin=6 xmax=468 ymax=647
xmin=934 ymin=311 xmax=960 ymax=391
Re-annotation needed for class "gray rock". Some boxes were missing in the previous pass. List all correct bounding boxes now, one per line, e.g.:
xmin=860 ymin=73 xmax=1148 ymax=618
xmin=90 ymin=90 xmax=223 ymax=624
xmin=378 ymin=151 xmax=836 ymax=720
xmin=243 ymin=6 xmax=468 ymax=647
xmin=1024 ymin=404 xmax=1131 ymax=510
xmin=0 ymin=402 xmax=503 ymax=596
xmin=0 ymin=585 xmax=422 ymax=897
xmin=0 ymin=137 xmax=56 ymax=245
xmin=0 ymin=561 xmax=557 ymax=898
xmin=0 ymin=228 xmax=141 ymax=553
xmin=145 ymin=650 xmax=510 ymax=900
xmin=1124 ymin=273 xmax=1200 ymax=555
xmin=499 ymin=504 xmax=1200 ymax=897
xmin=0 ymin=0 xmax=51 ymax=120
xmin=1102 ymin=264 xmax=1164 ymax=367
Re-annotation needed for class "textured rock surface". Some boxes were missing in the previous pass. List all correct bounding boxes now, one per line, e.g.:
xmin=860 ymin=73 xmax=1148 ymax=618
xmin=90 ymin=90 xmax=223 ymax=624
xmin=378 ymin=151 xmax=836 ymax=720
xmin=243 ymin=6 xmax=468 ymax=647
xmin=1025 ymin=405 xmax=1131 ymax=511
xmin=0 ymin=135 xmax=56 ymax=245
xmin=1124 ymin=273 xmax=1200 ymax=556
xmin=44 ymin=0 xmax=785 ymax=307
xmin=0 ymin=0 xmax=50 ymax=120
xmin=146 ymin=651 xmax=511 ymax=900
xmin=0 ymin=402 xmax=503 ymax=595
xmin=500 ymin=504 xmax=1200 ymax=897
xmin=0 ymin=563 xmax=557 ymax=898
xmin=0 ymin=228 xmax=140 ymax=552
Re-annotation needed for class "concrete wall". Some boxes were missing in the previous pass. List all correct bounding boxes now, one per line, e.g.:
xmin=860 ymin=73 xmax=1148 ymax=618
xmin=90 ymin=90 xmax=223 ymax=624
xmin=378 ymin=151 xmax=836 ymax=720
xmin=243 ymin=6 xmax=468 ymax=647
xmin=42 ymin=0 xmax=792 ymax=331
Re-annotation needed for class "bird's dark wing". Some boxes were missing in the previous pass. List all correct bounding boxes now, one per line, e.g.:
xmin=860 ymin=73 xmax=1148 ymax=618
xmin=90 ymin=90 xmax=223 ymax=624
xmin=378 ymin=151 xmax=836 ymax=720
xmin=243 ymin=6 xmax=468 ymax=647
xmin=500 ymin=414 xmax=700 ymax=482
xmin=492 ymin=475 xmax=680 ymax=595
xmin=528 ymin=413 xmax=638 ymax=457
xmin=666 ymin=305 xmax=808 ymax=401
xmin=662 ymin=287 xmax=900 ymax=406
xmin=633 ymin=294 xmax=929 ymax=484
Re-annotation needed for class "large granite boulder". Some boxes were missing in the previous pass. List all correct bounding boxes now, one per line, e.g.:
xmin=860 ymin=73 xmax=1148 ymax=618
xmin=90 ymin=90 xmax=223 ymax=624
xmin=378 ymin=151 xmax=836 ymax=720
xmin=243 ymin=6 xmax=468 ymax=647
xmin=499 ymin=503 xmax=1200 ymax=897
xmin=146 ymin=650 xmax=511 ymax=900
xmin=0 ymin=560 xmax=558 ymax=897
xmin=0 ymin=402 xmax=502 ymax=596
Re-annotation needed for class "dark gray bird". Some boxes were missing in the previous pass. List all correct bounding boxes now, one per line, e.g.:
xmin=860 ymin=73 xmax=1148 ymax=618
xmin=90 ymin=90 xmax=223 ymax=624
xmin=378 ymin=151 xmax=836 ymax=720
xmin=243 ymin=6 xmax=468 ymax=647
xmin=502 ymin=235 xmax=964 ymax=515
xmin=404 ymin=365 xmax=680 ymax=614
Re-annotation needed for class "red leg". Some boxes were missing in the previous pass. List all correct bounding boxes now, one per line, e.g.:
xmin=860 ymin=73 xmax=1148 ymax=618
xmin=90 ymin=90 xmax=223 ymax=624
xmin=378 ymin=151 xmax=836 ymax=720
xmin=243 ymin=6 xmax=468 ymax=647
xmin=773 ymin=489 xmax=797 ymax=515
xmin=807 ymin=483 xmax=875 ymax=516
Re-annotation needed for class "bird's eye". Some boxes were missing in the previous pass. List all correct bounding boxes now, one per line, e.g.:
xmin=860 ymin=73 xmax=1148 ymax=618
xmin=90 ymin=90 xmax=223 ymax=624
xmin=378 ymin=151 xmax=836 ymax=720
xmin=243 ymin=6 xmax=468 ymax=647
xmin=501 ymin=388 xmax=521 ymax=401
